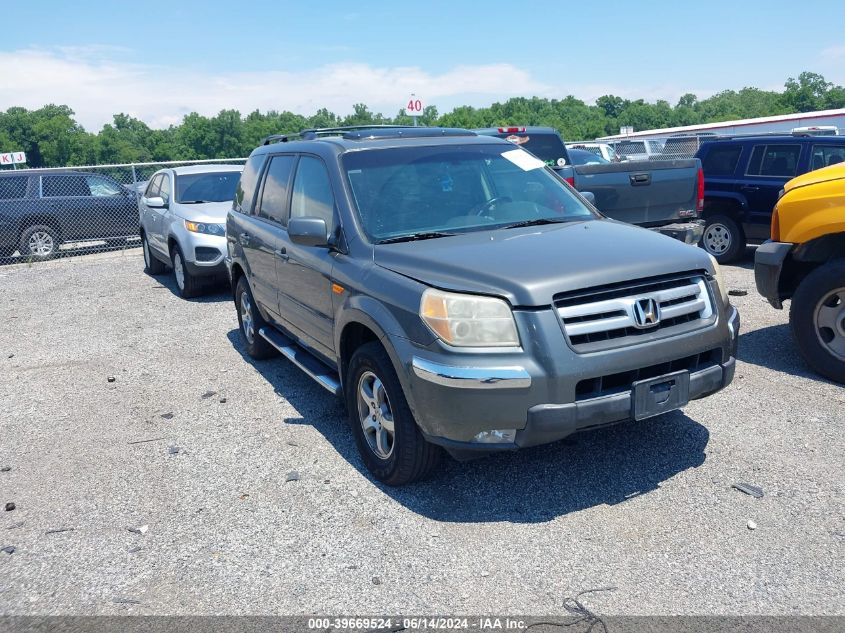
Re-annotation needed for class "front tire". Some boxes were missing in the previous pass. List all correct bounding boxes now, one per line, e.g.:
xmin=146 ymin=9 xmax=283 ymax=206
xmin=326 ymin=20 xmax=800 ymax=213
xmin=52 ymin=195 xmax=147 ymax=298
xmin=790 ymin=261 xmax=845 ymax=384
xmin=701 ymin=214 xmax=745 ymax=264
xmin=171 ymin=244 xmax=201 ymax=298
xmin=346 ymin=342 xmax=441 ymax=485
xmin=19 ymin=224 xmax=60 ymax=260
xmin=234 ymin=276 xmax=277 ymax=360
xmin=142 ymin=233 xmax=166 ymax=275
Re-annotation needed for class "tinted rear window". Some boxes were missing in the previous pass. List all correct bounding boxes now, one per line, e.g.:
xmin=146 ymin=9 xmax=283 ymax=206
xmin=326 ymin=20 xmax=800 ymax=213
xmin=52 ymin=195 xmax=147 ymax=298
xmin=491 ymin=132 xmax=568 ymax=166
xmin=701 ymin=144 xmax=742 ymax=175
xmin=234 ymin=154 xmax=266 ymax=214
xmin=746 ymin=144 xmax=801 ymax=177
xmin=0 ymin=176 xmax=27 ymax=200
xmin=42 ymin=175 xmax=90 ymax=197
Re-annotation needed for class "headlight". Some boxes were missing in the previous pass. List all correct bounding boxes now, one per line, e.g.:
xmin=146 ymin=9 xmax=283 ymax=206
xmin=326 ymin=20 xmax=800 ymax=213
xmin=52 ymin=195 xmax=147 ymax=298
xmin=420 ymin=288 xmax=519 ymax=347
xmin=185 ymin=220 xmax=225 ymax=236
xmin=707 ymin=254 xmax=730 ymax=306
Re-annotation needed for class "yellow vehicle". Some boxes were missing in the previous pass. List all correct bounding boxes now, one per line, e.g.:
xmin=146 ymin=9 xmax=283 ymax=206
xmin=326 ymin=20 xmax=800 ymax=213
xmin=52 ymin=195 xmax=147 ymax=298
xmin=755 ymin=162 xmax=845 ymax=383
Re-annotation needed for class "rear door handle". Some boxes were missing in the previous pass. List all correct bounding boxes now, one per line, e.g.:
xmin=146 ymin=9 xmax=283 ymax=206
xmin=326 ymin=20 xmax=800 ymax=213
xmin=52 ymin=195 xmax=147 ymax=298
xmin=740 ymin=185 xmax=759 ymax=192
xmin=274 ymin=247 xmax=289 ymax=261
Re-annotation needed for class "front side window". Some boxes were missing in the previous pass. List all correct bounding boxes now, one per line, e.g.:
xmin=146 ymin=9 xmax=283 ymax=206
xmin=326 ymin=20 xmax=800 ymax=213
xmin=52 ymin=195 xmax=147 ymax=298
xmin=86 ymin=176 xmax=123 ymax=197
xmin=175 ymin=171 xmax=242 ymax=204
xmin=0 ymin=176 xmax=27 ymax=200
xmin=746 ymin=144 xmax=800 ymax=177
xmin=257 ymin=156 xmax=296 ymax=224
xmin=42 ymin=175 xmax=89 ymax=197
xmin=344 ymin=144 xmax=596 ymax=242
xmin=291 ymin=156 xmax=335 ymax=230
xmin=158 ymin=173 xmax=171 ymax=203
xmin=810 ymin=144 xmax=845 ymax=171
xmin=144 ymin=174 xmax=162 ymax=198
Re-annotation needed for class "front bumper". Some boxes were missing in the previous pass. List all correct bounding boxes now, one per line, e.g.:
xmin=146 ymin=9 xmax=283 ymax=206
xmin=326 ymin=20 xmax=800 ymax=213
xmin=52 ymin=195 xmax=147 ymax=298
xmin=174 ymin=229 xmax=227 ymax=278
xmin=397 ymin=301 xmax=740 ymax=453
xmin=652 ymin=220 xmax=705 ymax=245
xmin=754 ymin=240 xmax=793 ymax=309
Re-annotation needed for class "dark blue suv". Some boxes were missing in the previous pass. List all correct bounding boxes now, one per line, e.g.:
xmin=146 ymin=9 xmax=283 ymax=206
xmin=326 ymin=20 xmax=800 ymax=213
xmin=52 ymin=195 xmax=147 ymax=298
xmin=695 ymin=135 xmax=845 ymax=262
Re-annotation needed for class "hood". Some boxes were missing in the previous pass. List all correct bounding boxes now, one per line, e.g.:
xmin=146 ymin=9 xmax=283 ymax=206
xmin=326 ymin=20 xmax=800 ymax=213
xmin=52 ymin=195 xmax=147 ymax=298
xmin=174 ymin=201 xmax=232 ymax=223
xmin=374 ymin=220 xmax=714 ymax=307
xmin=785 ymin=162 xmax=845 ymax=193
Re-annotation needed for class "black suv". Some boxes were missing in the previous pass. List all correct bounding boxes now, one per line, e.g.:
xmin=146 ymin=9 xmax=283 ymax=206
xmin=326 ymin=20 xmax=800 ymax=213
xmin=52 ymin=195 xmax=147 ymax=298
xmin=0 ymin=170 xmax=139 ymax=259
xmin=227 ymin=126 xmax=738 ymax=485
xmin=695 ymin=134 xmax=845 ymax=262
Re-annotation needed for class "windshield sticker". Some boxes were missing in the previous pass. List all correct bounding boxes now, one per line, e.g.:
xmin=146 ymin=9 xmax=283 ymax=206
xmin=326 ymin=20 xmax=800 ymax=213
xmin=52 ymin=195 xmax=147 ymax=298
xmin=505 ymin=135 xmax=529 ymax=145
xmin=502 ymin=149 xmax=546 ymax=171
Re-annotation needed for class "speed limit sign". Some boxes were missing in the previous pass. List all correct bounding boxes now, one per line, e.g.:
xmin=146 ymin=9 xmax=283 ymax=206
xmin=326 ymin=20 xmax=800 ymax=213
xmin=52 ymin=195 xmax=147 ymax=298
xmin=406 ymin=96 xmax=424 ymax=115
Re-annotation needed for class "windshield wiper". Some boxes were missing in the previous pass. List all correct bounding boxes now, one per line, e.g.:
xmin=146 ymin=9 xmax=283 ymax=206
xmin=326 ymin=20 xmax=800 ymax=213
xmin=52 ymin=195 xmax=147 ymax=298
xmin=500 ymin=217 xmax=571 ymax=230
xmin=377 ymin=231 xmax=457 ymax=244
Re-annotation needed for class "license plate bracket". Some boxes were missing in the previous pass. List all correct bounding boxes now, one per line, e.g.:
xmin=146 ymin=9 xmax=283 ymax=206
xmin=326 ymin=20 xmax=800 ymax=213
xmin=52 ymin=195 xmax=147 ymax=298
xmin=632 ymin=370 xmax=690 ymax=421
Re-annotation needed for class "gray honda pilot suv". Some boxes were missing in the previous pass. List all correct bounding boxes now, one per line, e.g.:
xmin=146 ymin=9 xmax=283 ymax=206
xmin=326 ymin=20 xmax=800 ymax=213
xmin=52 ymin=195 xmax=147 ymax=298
xmin=226 ymin=126 xmax=740 ymax=485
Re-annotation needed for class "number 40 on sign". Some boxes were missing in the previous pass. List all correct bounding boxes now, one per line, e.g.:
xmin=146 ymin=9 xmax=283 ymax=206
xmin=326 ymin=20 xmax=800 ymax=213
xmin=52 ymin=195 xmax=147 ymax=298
xmin=406 ymin=97 xmax=424 ymax=116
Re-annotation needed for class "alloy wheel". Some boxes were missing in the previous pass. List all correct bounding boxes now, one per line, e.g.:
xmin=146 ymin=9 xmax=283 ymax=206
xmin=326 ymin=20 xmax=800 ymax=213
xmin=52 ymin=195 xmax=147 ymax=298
xmin=240 ymin=292 xmax=255 ymax=344
xmin=703 ymin=223 xmax=732 ymax=255
xmin=356 ymin=371 xmax=395 ymax=459
xmin=814 ymin=287 xmax=845 ymax=361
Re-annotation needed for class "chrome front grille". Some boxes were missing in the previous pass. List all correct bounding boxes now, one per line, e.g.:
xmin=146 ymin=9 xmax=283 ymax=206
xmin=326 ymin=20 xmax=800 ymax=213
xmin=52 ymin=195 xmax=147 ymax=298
xmin=556 ymin=272 xmax=715 ymax=352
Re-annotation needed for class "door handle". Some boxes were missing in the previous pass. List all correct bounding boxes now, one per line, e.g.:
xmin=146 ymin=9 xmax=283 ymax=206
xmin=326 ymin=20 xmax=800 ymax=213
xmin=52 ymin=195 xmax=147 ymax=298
xmin=239 ymin=233 xmax=251 ymax=246
xmin=629 ymin=173 xmax=651 ymax=186
xmin=274 ymin=247 xmax=289 ymax=261
xmin=740 ymin=185 xmax=759 ymax=192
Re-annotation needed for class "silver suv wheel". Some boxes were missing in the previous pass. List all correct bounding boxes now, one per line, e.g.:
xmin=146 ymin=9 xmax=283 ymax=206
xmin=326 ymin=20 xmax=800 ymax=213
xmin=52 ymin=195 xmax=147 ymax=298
xmin=173 ymin=251 xmax=185 ymax=290
xmin=703 ymin=222 xmax=731 ymax=255
xmin=28 ymin=231 xmax=55 ymax=256
xmin=356 ymin=371 xmax=395 ymax=459
xmin=240 ymin=292 xmax=255 ymax=344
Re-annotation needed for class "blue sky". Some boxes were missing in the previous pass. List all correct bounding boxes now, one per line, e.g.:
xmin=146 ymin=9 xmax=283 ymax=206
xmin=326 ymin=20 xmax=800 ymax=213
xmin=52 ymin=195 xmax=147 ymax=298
xmin=2 ymin=0 xmax=844 ymax=129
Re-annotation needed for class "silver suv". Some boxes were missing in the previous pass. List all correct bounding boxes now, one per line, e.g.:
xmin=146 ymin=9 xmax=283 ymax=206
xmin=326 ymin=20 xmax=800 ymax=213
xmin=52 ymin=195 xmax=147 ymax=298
xmin=139 ymin=164 xmax=243 ymax=297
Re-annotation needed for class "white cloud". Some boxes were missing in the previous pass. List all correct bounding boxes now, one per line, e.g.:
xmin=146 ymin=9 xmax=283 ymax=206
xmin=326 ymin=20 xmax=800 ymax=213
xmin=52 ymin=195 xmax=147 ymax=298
xmin=0 ymin=47 xmax=552 ymax=130
xmin=0 ymin=46 xmax=758 ymax=131
xmin=820 ymin=45 xmax=845 ymax=61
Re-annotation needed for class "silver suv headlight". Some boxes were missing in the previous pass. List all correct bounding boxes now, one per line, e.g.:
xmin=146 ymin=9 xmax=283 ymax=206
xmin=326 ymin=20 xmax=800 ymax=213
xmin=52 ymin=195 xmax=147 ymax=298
xmin=707 ymin=254 xmax=730 ymax=306
xmin=420 ymin=288 xmax=519 ymax=347
xmin=185 ymin=220 xmax=225 ymax=236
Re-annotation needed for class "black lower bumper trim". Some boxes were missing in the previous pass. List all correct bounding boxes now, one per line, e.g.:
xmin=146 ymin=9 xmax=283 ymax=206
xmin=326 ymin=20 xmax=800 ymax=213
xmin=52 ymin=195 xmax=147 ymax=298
xmin=426 ymin=359 xmax=735 ymax=456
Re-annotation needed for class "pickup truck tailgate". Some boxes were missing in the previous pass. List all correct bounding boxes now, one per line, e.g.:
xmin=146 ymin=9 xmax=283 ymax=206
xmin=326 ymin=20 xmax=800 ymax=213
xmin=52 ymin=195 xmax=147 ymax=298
xmin=573 ymin=158 xmax=701 ymax=226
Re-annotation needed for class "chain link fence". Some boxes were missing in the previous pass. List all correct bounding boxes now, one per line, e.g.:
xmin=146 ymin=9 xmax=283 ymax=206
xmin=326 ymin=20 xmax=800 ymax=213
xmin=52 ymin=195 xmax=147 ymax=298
xmin=0 ymin=158 xmax=246 ymax=263
xmin=567 ymin=135 xmax=714 ymax=164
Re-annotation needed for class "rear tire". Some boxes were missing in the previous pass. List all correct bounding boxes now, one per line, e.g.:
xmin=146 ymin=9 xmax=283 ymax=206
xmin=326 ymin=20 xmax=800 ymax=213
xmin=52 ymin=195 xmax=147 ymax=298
xmin=700 ymin=214 xmax=745 ymax=264
xmin=171 ymin=244 xmax=201 ymax=298
xmin=234 ymin=276 xmax=278 ymax=360
xmin=790 ymin=261 xmax=845 ymax=384
xmin=142 ymin=233 xmax=166 ymax=275
xmin=19 ymin=224 xmax=59 ymax=260
xmin=346 ymin=342 xmax=441 ymax=485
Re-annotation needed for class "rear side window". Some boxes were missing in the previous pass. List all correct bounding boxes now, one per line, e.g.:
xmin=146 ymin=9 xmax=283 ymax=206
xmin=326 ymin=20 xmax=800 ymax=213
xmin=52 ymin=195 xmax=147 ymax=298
xmin=42 ymin=175 xmax=90 ymax=197
xmin=257 ymin=155 xmax=296 ymax=225
xmin=701 ymin=144 xmax=742 ymax=175
xmin=746 ymin=144 xmax=800 ymax=177
xmin=234 ymin=154 xmax=266 ymax=214
xmin=0 ymin=176 xmax=27 ymax=200
xmin=810 ymin=145 xmax=845 ymax=171
xmin=291 ymin=156 xmax=335 ymax=231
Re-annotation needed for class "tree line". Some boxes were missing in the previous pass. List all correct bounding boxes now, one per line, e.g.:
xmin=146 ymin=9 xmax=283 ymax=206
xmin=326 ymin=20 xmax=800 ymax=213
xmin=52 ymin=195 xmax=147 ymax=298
xmin=1 ymin=72 xmax=843 ymax=168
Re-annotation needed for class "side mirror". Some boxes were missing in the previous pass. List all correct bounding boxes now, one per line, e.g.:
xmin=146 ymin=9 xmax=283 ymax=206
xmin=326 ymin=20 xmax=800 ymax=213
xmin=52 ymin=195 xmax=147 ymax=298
xmin=581 ymin=191 xmax=596 ymax=205
xmin=288 ymin=217 xmax=329 ymax=247
xmin=144 ymin=196 xmax=167 ymax=208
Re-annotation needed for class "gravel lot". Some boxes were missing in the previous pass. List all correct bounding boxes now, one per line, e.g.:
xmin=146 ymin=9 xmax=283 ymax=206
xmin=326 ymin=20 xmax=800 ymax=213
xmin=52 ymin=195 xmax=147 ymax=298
xmin=0 ymin=249 xmax=843 ymax=617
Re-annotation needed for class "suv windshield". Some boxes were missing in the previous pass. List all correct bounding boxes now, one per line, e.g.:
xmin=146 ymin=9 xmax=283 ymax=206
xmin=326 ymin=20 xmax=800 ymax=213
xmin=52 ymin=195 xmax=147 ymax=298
xmin=175 ymin=171 xmax=241 ymax=203
xmin=343 ymin=144 xmax=596 ymax=242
